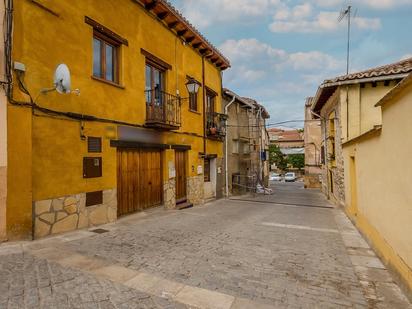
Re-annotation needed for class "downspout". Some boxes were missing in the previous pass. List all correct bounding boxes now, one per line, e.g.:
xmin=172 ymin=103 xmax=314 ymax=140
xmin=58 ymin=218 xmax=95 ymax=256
xmin=224 ymin=93 xmax=236 ymax=198
xmin=311 ymin=110 xmax=330 ymax=199
xmin=202 ymin=56 xmax=206 ymax=157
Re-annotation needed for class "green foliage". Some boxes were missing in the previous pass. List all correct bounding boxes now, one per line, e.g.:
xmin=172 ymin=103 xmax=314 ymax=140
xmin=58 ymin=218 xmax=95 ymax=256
xmin=287 ymin=154 xmax=305 ymax=170
xmin=269 ymin=144 xmax=287 ymax=171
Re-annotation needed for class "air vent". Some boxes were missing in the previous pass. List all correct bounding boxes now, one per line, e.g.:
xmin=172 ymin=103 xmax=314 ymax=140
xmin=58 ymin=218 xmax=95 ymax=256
xmin=86 ymin=191 xmax=103 ymax=207
xmin=88 ymin=137 xmax=102 ymax=153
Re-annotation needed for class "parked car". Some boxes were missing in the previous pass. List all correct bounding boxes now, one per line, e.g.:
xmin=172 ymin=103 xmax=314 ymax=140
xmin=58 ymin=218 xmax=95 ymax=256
xmin=284 ymin=172 xmax=296 ymax=182
xmin=269 ymin=173 xmax=282 ymax=181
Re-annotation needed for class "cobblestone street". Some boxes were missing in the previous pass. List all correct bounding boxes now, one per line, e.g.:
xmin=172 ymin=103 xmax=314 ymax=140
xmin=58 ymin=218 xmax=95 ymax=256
xmin=0 ymin=182 xmax=411 ymax=308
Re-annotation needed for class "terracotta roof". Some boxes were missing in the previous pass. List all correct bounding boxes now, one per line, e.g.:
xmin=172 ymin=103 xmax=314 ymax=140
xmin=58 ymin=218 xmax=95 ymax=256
xmin=325 ymin=57 xmax=412 ymax=84
xmin=269 ymin=129 xmax=303 ymax=142
xmin=311 ymin=58 xmax=412 ymax=113
xmin=137 ymin=0 xmax=230 ymax=70
xmin=241 ymin=97 xmax=270 ymax=119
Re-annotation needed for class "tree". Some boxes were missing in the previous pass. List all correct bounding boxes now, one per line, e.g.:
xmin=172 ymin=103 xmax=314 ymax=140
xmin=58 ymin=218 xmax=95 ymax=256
xmin=287 ymin=154 xmax=305 ymax=170
xmin=269 ymin=144 xmax=287 ymax=171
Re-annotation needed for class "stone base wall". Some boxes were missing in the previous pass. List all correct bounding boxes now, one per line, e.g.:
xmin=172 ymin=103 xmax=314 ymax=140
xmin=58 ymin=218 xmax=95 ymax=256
xmin=34 ymin=189 xmax=117 ymax=239
xmin=187 ymin=176 xmax=204 ymax=205
xmin=304 ymin=174 xmax=321 ymax=189
xmin=163 ymin=179 xmax=176 ymax=209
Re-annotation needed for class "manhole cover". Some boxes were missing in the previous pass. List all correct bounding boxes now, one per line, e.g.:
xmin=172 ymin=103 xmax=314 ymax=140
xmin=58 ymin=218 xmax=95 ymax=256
xmin=90 ymin=228 xmax=109 ymax=234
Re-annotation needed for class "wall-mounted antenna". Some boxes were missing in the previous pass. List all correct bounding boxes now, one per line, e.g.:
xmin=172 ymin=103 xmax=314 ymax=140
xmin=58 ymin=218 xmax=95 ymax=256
xmin=338 ymin=5 xmax=353 ymax=75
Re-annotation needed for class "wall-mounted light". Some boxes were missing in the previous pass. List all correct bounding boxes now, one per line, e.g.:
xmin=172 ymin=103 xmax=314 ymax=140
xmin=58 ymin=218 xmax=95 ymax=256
xmin=185 ymin=78 xmax=200 ymax=95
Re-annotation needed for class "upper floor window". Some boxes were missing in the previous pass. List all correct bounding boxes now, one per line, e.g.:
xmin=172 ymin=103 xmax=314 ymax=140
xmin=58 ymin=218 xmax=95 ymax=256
xmin=85 ymin=17 xmax=128 ymax=86
xmin=145 ymin=63 xmax=165 ymax=106
xmin=93 ymin=33 xmax=119 ymax=83
xmin=206 ymin=89 xmax=216 ymax=115
xmin=189 ymin=92 xmax=198 ymax=111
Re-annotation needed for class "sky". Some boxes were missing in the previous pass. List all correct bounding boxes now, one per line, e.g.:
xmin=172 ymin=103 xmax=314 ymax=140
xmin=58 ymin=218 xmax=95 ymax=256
xmin=169 ymin=0 xmax=412 ymax=129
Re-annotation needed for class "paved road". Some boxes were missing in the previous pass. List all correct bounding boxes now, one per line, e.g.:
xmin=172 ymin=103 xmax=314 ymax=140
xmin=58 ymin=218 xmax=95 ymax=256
xmin=0 ymin=182 xmax=410 ymax=308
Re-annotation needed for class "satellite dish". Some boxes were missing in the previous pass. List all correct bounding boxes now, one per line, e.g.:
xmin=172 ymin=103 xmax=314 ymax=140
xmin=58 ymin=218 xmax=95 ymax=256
xmin=54 ymin=64 xmax=71 ymax=94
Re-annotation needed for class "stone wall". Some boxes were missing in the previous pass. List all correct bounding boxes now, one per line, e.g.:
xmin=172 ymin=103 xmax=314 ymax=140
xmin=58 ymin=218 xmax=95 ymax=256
xmin=187 ymin=175 xmax=204 ymax=205
xmin=34 ymin=189 xmax=117 ymax=239
xmin=320 ymin=89 xmax=346 ymax=207
xmin=163 ymin=179 xmax=176 ymax=209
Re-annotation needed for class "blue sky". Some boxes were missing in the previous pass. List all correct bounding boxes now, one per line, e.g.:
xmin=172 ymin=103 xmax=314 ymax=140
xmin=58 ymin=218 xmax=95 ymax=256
xmin=169 ymin=0 xmax=412 ymax=128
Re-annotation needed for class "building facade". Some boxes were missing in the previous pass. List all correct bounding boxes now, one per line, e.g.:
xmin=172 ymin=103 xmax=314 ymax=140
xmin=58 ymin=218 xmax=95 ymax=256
xmin=343 ymin=73 xmax=412 ymax=295
xmin=4 ymin=0 xmax=230 ymax=240
xmin=303 ymin=97 xmax=322 ymax=188
xmin=222 ymin=89 xmax=270 ymax=195
xmin=311 ymin=58 xmax=412 ymax=206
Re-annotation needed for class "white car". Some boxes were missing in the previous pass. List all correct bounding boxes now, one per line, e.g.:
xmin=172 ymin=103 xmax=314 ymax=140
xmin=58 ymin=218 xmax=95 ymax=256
xmin=269 ymin=173 xmax=282 ymax=181
xmin=284 ymin=172 xmax=296 ymax=182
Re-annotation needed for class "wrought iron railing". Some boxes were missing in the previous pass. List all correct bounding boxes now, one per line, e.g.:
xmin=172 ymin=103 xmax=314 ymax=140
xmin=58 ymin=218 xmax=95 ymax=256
xmin=145 ymin=89 xmax=181 ymax=128
xmin=206 ymin=112 xmax=226 ymax=139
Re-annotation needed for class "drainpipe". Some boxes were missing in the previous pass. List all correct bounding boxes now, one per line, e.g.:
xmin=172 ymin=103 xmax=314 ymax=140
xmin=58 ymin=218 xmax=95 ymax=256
xmin=224 ymin=93 xmax=236 ymax=198
xmin=311 ymin=110 xmax=330 ymax=199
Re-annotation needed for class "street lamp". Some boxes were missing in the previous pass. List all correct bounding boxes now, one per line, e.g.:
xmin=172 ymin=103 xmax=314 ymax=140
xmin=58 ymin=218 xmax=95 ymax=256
xmin=185 ymin=78 xmax=200 ymax=94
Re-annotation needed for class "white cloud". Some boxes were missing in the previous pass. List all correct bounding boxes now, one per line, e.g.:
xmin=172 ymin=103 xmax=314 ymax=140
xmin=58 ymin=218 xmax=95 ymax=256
xmin=313 ymin=0 xmax=412 ymax=10
xmin=219 ymin=38 xmax=344 ymax=85
xmin=270 ymin=9 xmax=381 ymax=33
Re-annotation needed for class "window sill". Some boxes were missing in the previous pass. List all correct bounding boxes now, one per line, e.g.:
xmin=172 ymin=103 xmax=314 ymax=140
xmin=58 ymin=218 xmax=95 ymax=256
xmin=189 ymin=109 xmax=201 ymax=115
xmin=91 ymin=76 xmax=125 ymax=89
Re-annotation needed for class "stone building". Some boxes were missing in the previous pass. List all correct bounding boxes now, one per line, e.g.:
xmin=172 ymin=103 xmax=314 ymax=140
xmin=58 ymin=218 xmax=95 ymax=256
xmin=222 ymin=89 xmax=270 ymax=195
xmin=311 ymin=57 xmax=412 ymax=207
xmin=303 ymin=97 xmax=322 ymax=188
xmin=3 ymin=0 xmax=230 ymax=240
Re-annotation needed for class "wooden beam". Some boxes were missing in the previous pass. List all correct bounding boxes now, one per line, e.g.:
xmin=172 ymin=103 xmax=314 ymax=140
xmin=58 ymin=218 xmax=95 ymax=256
xmin=168 ymin=21 xmax=179 ymax=29
xmin=199 ymin=48 xmax=208 ymax=54
xmin=177 ymin=29 xmax=188 ymax=36
xmin=186 ymin=36 xmax=195 ymax=43
xmin=157 ymin=12 xmax=169 ymax=20
xmin=193 ymin=42 xmax=202 ymax=48
xmin=145 ymin=0 xmax=158 ymax=10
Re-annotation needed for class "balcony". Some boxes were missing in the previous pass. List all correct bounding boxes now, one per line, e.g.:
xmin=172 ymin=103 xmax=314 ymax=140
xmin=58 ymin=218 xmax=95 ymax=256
xmin=206 ymin=112 xmax=227 ymax=141
xmin=145 ymin=89 xmax=181 ymax=130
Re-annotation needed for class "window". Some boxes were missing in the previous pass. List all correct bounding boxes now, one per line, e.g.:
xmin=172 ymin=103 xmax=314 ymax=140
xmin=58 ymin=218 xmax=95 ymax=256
xmin=189 ymin=92 xmax=198 ymax=111
xmin=204 ymin=158 xmax=210 ymax=182
xmin=145 ymin=63 xmax=165 ymax=106
xmin=206 ymin=90 xmax=216 ymax=115
xmin=93 ymin=33 xmax=119 ymax=83
xmin=232 ymin=140 xmax=239 ymax=154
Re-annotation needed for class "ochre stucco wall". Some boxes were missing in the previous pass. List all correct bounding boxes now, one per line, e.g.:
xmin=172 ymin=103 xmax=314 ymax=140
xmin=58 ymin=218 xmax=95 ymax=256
xmin=340 ymin=82 xmax=396 ymax=143
xmin=343 ymin=83 xmax=412 ymax=293
xmin=8 ymin=0 xmax=224 ymax=239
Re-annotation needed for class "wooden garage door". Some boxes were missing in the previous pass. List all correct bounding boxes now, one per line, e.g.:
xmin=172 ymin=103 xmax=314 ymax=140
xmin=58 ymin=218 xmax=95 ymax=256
xmin=117 ymin=149 xmax=162 ymax=217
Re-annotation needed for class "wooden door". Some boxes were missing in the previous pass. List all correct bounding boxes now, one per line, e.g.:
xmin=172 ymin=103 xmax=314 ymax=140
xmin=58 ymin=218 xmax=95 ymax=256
xmin=117 ymin=149 xmax=162 ymax=217
xmin=175 ymin=150 xmax=187 ymax=201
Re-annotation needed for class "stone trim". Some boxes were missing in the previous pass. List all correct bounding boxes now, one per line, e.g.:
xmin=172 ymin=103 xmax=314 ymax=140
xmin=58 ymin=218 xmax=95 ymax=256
xmin=163 ymin=179 xmax=176 ymax=209
xmin=34 ymin=189 xmax=117 ymax=239
xmin=187 ymin=176 xmax=204 ymax=205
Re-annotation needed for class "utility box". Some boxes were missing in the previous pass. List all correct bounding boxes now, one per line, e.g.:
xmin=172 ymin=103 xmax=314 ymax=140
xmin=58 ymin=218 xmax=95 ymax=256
xmin=83 ymin=157 xmax=102 ymax=178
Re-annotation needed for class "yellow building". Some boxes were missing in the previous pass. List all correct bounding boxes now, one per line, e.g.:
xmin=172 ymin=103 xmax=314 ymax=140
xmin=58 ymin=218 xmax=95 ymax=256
xmin=311 ymin=58 xmax=412 ymax=206
xmin=342 ymin=73 xmax=412 ymax=295
xmin=3 ymin=0 xmax=230 ymax=240
xmin=312 ymin=58 xmax=412 ymax=295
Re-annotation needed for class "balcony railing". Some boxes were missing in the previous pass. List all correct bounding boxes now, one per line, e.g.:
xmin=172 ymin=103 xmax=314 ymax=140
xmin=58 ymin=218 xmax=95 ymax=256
xmin=206 ymin=112 xmax=227 ymax=140
xmin=145 ymin=89 xmax=181 ymax=130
